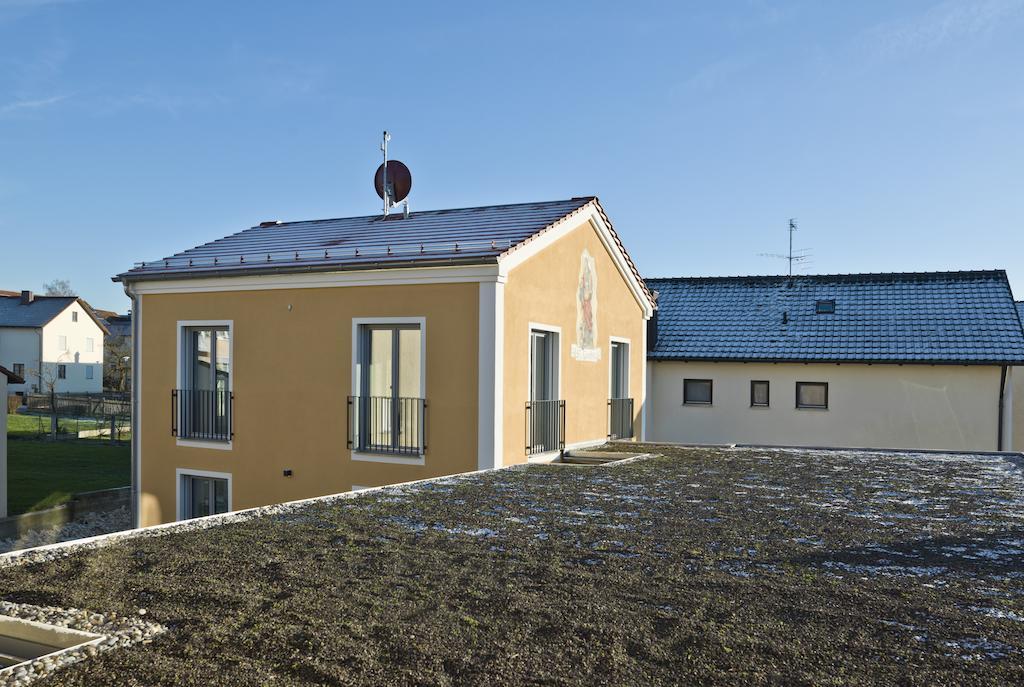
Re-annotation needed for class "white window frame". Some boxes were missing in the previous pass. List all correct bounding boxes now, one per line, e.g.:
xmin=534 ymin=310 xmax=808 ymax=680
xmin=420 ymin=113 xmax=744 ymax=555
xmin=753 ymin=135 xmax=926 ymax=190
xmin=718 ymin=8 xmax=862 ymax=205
xmin=176 ymin=320 xmax=234 ymax=451
xmin=85 ymin=337 xmax=94 ymax=353
xmin=85 ymin=365 xmax=94 ymax=380
xmin=350 ymin=316 xmax=427 ymax=465
xmin=175 ymin=468 xmax=232 ymax=521
xmin=608 ymin=336 xmax=631 ymax=399
xmin=58 ymin=335 xmax=67 ymax=351
xmin=526 ymin=322 xmax=562 ymax=462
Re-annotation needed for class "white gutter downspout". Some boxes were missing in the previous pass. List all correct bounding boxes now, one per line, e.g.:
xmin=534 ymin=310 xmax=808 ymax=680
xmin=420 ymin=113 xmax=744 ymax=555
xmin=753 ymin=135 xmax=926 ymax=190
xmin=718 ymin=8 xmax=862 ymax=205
xmin=123 ymin=283 xmax=141 ymax=528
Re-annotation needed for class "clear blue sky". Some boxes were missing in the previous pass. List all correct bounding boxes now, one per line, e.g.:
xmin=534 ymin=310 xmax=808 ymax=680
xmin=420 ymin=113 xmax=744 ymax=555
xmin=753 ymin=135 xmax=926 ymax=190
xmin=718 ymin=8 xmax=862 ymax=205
xmin=2 ymin=0 xmax=1022 ymax=310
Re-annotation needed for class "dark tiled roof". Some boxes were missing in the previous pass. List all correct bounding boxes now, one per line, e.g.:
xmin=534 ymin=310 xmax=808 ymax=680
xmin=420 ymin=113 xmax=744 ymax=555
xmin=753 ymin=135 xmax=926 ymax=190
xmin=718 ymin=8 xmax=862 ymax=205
xmin=0 ymin=296 xmax=77 ymax=328
xmin=1016 ymin=301 xmax=1024 ymax=333
xmin=646 ymin=271 xmax=1024 ymax=365
xmin=116 ymin=198 xmax=600 ymax=281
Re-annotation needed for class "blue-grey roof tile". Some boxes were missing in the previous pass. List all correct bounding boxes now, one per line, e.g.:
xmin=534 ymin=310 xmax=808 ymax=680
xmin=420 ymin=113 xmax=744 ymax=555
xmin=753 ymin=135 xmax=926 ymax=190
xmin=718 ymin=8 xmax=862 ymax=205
xmin=116 ymin=198 xmax=597 ymax=281
xmin=646 ymin=271 xmax=1024 ymax=365
xmin=0 ymin=296 xmax=77 ymax=328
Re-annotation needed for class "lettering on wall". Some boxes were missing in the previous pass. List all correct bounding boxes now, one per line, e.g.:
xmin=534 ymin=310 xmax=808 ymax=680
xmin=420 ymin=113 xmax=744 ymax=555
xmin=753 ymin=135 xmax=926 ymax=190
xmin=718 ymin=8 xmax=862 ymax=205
xmin=571 ymin=249 xmax=601 ymax=362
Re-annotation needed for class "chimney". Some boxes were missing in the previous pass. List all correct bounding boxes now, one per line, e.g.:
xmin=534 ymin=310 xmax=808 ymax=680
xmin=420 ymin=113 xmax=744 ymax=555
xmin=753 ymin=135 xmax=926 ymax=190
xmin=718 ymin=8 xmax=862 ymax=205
xmin=20 ymin=290 xmax=34 ymax=305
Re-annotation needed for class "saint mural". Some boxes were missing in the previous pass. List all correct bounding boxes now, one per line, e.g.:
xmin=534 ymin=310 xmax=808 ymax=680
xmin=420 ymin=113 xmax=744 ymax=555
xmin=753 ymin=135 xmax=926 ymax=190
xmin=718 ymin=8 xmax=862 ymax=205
xmin=572 ymin=249 xmax=601 ymax=361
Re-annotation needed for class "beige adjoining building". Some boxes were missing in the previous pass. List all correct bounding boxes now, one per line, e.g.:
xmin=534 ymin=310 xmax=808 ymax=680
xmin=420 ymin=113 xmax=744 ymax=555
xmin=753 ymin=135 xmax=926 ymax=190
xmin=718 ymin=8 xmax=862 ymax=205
xmin=1015 ymin=301 xmax=1024 ymax=453
xmin=115 ymin=198 xmax=654 ymax=527
xmin=645 ymin=271 xmax=1024 ymax=452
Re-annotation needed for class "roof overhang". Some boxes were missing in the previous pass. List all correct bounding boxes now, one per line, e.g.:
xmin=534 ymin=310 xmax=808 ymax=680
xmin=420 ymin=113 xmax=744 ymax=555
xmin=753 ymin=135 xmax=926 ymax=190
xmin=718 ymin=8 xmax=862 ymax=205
xmin=122 ymin=262 xmax=505 ymax=295
xmin=649 ymin=356 xmax=1024 ymax=366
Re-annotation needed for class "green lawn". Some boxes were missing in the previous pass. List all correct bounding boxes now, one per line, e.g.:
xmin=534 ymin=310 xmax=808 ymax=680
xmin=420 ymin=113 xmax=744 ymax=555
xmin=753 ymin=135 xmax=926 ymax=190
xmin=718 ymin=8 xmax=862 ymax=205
xmin=7 ymin=414 xmax=104 ymax=439
xmin=6 ymin=441 xmax=130 ymax=515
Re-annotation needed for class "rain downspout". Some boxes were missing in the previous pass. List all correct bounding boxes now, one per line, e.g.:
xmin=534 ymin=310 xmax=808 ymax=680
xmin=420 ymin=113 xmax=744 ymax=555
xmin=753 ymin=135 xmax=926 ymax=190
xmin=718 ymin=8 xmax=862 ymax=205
xmin=998 ymin=365 xmax=1007 ymax=451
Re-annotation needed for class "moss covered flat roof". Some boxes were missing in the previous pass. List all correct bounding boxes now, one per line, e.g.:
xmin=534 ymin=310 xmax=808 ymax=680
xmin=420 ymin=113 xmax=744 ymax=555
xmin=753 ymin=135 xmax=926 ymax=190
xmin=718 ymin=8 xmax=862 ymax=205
xmin=2 ymin=445 xmax=1024 ymax=685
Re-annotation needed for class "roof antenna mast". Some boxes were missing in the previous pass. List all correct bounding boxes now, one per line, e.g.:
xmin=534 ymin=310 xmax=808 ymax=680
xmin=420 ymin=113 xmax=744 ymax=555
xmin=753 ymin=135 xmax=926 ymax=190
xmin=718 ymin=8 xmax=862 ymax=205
xmin=788 ymin=218 xmax=796 ymax=277
xmin=374 ymin=132 xmax=412 ymax=219
xmin=757 ymin=219 xmax=810 ymax=275
xmin=381 ymin=130 xmax=392 ymax=217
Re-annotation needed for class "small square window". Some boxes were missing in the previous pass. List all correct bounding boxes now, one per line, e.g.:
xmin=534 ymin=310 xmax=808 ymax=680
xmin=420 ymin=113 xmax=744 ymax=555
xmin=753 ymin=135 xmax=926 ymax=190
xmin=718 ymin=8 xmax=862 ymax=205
xmin=72 ymin=311 xmax=79 ymax=322
xmin=815 ymin=299 xmax=836 ymax=314
xmin=796 ymin=382 xmax=828 ymax=409
xmin=750 ymin=380 xmax=770 ymax=407
xmin=683 ymin=379 xmax=713 ymax=405
xmin=57 ymin=364 xmax=67 ymax=380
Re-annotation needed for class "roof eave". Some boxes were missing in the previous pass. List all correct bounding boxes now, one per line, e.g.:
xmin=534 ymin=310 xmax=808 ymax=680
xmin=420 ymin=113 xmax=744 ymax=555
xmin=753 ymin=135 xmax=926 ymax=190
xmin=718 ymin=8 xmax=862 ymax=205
xmin=648 ymin=355 xmax=1024 ymax=366
xmin=114 ymin=254 xmax=500 ymax=284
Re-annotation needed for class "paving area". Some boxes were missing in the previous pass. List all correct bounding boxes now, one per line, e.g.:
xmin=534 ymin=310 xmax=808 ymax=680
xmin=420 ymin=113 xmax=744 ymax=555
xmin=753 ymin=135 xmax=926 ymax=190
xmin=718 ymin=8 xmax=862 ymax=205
xmin=0 ymin=445 xmax=1022 ymax=685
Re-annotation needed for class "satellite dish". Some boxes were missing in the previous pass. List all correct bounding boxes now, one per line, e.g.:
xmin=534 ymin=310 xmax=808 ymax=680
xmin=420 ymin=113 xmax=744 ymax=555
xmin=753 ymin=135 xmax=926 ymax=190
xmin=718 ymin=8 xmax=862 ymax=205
xmin=374 ymin=160 xmax=412 ymax=203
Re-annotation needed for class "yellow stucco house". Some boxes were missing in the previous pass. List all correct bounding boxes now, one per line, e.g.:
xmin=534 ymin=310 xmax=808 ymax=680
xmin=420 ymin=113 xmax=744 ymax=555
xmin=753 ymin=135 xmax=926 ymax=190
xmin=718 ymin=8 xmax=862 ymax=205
xmin=115 ymin=198 xmax=654 ymax=527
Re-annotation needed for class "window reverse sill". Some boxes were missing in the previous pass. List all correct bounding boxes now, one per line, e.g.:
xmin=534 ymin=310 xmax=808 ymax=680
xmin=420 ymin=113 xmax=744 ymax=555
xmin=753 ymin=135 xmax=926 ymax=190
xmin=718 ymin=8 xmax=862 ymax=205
xmin=176 ymin=438 xmax=233 ymax=451
xmin=351 ymin=451 xmax=425 ymax=466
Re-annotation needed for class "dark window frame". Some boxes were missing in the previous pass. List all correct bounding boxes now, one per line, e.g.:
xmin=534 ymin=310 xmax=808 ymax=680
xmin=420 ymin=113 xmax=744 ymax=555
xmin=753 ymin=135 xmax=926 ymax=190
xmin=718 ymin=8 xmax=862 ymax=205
xmin=796 ymin=381 xmax=829 ymax=409
xmin=683 ymin=378 xmax=713 ymax=405
xmin=815 ymin=299 xmax=836 ymax=314
xmin=750 ymin=380 xmax=770 ymax=407
xmin=57 ymin=364 xmax=67 ymax=380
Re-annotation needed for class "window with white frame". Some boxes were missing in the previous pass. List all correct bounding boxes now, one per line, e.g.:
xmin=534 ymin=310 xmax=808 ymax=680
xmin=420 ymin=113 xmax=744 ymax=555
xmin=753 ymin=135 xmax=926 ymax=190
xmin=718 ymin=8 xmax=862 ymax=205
xmin=85 ymin=366 xmax=94 ymax=380
xmin=180 ymin=473 xmax=229 ymax=519
xmin=58 ymin=335 xmax=67 ymax=351
xmin=85 ymin=337 xmax=94 ymax=352
xmin=351 ymin=322 xmax=424 ymax=455
xmin=176 ymin=325 xmax=232 ymax=441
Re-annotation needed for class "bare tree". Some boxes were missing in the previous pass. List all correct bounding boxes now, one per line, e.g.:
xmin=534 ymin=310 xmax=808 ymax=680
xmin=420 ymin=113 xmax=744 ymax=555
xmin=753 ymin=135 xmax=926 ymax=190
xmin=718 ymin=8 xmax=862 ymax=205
xmin=32 ymin=354 xmax=69 ymax=438
xmin=104 ymin=337 xmax=132 ymax=392
xmin=43 ymin=279 xmax=74 ymax=296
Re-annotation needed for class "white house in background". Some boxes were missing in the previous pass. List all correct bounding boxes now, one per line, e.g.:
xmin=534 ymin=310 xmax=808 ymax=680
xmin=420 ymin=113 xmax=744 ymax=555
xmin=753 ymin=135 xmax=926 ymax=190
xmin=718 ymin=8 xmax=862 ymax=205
xmin=645 ymin=271 xmax=1024 ymax=453
xmin=0 ymin=291 xmax=108 ymax=395
xmin=1 ymin=364 xmax=25 ymax=517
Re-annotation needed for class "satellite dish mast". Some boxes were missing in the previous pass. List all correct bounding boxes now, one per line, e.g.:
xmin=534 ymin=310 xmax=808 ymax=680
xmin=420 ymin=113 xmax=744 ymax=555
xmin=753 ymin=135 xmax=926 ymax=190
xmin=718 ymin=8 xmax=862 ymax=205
xmin=374 ymin=131 xmax=412 ymax=218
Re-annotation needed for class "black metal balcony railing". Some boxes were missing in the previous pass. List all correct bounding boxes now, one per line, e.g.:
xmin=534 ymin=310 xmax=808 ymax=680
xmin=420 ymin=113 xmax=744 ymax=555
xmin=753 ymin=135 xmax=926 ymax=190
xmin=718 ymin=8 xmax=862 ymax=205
xmin=608 ymin=397 xmax=635 ymax=440
xmin=172 ymin=389 xmax=233 ymax=442
xmin=347 ymin=396 xmax=427 ymax=456
xmin=526 ymin=399 xmax=565 ymax=455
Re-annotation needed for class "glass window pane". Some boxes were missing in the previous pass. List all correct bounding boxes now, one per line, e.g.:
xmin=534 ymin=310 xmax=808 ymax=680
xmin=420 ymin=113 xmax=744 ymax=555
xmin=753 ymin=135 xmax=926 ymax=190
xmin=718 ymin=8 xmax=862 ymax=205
xmin=798 ymin=383 xmax=827 ymax=408
xmin=397 ymin=328 xmax=421 ymax=398
xmin=189 ymin=477 xmax=211 ymax=518
xmin=752 ymin=381 xmax=769 ymax=406
xmin=531 ymin=332 xmax=551 ymax=401
xmin=192 ymin=330 xmax=213 ymax=391
xmin=213 ymin=479 xmax=228 ymax=514
xmin=684 ymin=380 xmax=712 ymax=404
xmin=215 ymin=330 xmax=230 ymax=391
xmin=368 ymin=328 xmax=393 ymax=398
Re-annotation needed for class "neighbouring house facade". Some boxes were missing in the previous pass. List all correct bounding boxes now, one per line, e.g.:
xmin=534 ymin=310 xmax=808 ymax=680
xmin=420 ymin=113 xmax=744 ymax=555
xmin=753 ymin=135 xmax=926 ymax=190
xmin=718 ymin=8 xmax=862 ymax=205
xmin=0 ymin=292 xmax=108 ymax=396
xmin=1 ymin=364 xmax=25 ymax=517
xmin=645 ymin=271 xmax=1024 ymax=452
xmin=1015 ymin=301 xmax=1024 ymax=453
xmin=115 ymin=198 xmax=653 ymax=527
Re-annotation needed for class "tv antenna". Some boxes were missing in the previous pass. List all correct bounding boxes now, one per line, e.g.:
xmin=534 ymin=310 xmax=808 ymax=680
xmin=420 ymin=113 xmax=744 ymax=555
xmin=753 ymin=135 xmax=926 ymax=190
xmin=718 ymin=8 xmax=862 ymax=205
xmin=374 ymin=131 xmax=412 ymax=218
xmin=758 ymin=218 xmax=810 ymax=276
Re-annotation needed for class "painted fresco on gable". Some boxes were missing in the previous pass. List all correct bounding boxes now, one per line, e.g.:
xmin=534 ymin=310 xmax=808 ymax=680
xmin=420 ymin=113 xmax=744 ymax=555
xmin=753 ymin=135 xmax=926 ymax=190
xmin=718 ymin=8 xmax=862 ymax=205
xmin=572 ymin=249 xmax=601 ymax=362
